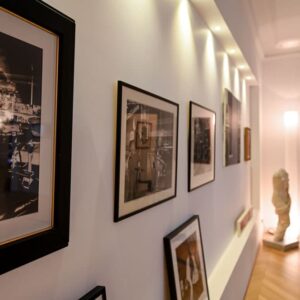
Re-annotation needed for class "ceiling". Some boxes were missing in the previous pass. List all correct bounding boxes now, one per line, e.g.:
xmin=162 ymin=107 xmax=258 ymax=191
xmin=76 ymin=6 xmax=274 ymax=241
xmin=247 ymin=0 xmax=300 ymax=58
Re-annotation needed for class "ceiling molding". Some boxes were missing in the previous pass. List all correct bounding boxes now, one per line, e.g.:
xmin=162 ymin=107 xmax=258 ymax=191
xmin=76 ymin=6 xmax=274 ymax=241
xmin=241 ymin=0 xmax=265 ymax=60
xmin=264 ymin=50 xmax=300 ymax=61
xmin=246 ymin=0 xmax=300 ymax=59
xmin=190 ymin=0 xmax=257 ymax=84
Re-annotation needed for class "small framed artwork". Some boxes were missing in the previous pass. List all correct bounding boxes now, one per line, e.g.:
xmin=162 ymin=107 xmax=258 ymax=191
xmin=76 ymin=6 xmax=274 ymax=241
xmin=114 ymin=81 xmax=179 ymax=222
xmin=223 ymin=89 xmax=241 ymax=166
xmin=79 ymin=286 xmax=107 ymax=300
xmin=0 ymin=0 xmax=75 ymax=274
xmin=236 ymin=207 xmax=253 ymax=236
xmin=188 ymin=102 xmax=216 ymax=191
xmin=244 ymin=127 xmax=251 ymax=161
xmin=164 ymin=215 xmax=210 ymax=300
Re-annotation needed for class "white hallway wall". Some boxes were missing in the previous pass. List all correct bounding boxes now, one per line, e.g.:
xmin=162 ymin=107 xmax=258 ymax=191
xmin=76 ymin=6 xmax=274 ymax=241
xmin=0 ymin=1 xmax=260 ymax=299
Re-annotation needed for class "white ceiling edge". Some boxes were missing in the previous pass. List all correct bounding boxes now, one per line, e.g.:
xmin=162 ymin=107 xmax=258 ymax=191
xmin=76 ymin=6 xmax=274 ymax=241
xmin=243 ymin=0 xmax=300 ymax=61
xmin=264 ymin=48 xmax=300 ymax=60
xmin=262 ymin=49 xmax=300 ymax=62
xmin=240 ymin=0 xmax=265 ymax=61
xmin=190 ymin=0 xmax=258 ymax=84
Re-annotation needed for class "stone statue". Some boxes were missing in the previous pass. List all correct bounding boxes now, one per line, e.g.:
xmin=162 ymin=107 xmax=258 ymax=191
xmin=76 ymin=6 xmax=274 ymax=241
xmin=272 ymin=169 xmax=291 ymax=242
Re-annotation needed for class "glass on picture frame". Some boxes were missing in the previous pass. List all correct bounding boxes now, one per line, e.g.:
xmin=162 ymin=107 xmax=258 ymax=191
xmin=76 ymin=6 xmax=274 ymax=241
xmin=114 ymin=81 xmax=179 ymax=222
xmin=164 ymin=215 xmax=210 ymax=300
xmin=0 ymin=0 xmax=75 ymax=275
xmin=188 ymin=102 xmax=216 ymax=191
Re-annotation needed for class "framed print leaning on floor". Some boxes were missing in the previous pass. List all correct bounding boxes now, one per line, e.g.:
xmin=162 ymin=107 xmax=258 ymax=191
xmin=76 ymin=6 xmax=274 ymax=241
xmin=114 ymin=81 xmax=179 ymax=222
xmin=188 ymin=102 xmax=216 ymax=191
xmin=164 ymin=215 xmax=210 ymax=300
xmin=0 ymin=0 xmax=75 ymax=274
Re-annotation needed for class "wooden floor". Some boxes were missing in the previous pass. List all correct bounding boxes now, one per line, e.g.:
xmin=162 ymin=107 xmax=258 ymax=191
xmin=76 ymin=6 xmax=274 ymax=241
xmin=244 ymin=243 xmax=300 ymax=300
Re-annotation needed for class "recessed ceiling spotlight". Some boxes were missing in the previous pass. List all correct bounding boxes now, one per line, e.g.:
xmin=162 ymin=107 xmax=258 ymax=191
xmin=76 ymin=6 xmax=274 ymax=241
xmin=238 ymin=64 xmax=246 ymax=70
xmin=228 ymin=49 xmax=236 ymax=54
xmin=245 ymin=76 xmax=253 ymax=80
xmin=277 ymin=39 xmax=300 ymax=50
xmin=213 ymin=26 xmax=221 ymax=32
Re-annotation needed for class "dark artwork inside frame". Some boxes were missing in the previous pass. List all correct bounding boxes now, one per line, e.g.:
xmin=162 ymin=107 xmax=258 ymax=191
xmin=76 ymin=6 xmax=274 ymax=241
xmin=225 ymin=90 xmax=241 ymax=166
xmin=176 ymin=232 xmax=204 ymax=300
xmin=0 ymin=32 xmax=42 ymax=221
xmin=193 ymin=117 xmax=211 ymax=176
xmin=125 ymin=100 xmax=174 ymax=202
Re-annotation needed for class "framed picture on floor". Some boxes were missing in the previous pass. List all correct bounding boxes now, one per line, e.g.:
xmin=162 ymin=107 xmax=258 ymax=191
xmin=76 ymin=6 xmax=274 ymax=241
xmin=79 ymin=286 xmax=107 ymax=300
xmin=188 ymin=102 xmax=216 ymax=191
xmin=223 ymin=89 xmax=241 ymax=166
xmin=114 ymin=81 xmax=179 ymax=222
xmin=164 ymin=215 xmax=210 ymax=300
xmin=0 ymin=0 xmax=75 ymax=274
xmin=244 ymin=127 xmax=251 ymax=161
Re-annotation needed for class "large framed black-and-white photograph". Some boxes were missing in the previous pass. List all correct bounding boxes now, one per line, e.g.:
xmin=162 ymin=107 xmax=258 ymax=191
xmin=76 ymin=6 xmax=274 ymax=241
xmin=223 ymin=89 xmax=241 ymax=166
xmin=164 ymin=215 xmax=210 ymax=300
xmin=0 ymin=0 xmax=75 ymax=274
xmin=79 ymin=286 xmax=107 ymax=300
xmin=188 ymin=102 xmax=216 ymax=191
xmin=114 ymin=81 xmax=178 ymax=222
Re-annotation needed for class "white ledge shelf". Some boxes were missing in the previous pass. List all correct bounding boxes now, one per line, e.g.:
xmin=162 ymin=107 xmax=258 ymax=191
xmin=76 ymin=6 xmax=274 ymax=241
xmin=208 ymin=211 xmax=257 ymax=300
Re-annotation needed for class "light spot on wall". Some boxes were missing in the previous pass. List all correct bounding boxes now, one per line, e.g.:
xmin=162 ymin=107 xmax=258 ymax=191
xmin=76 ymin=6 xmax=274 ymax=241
xmin=202 ymin=30 xmax=218 ymax=91
xmin=284 ymin=111 xmax=299 ymax=129
xmin=233 ymin=68 xmax=240 ymax=100
xmin=177 ymin=0 xmax=193 ymax=47
xmin=241 ymin=79 xmax=247 ymax=125
xmin=171 ymin=0 xmax=197 ymax=80
xmin=222 ymin=52 xmax=231 ymax=90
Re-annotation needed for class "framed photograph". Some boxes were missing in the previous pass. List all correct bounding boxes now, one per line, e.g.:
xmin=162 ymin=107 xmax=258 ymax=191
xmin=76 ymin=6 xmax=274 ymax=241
xmin=244 ymin=127 xmax=251 ymax=161
xmin=114 ymin=81 xmax=178 ymax=222
xmin=79 ymin=286 xmax=107 ymax=300
xmin=236 ymin=207 xmax=253 ymax=236
xmin=164 ymin=215 xmax=210 ymax=300
xmin=223 ymin=89 xmax=241 ymax=166
xmin=0 ymin=0 xmax=75 ymax=274
xmin=188 ymin=102 xmax=216 ymax=191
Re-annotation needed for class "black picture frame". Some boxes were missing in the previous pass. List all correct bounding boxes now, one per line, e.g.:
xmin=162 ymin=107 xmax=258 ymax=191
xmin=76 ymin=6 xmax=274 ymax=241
xmin=114 ymin=81 xmax=179 ymax=222
xmin=223 ymin=89 xmax=241 ymax=166
xmin=0 ymin=0 xmax=75 ymax=274
xmin=188 ymin=102 xmax=216 ymax=192
xmin=79 ymin=286 xmax=107 ymax=300
xmin=164 ymin=216 xmax=210 ymax=300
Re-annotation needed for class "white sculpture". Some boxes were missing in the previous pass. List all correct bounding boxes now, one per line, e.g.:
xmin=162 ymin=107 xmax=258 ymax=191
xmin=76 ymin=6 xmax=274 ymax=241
xmin=272 ymin=169 xmax=291 ymax=242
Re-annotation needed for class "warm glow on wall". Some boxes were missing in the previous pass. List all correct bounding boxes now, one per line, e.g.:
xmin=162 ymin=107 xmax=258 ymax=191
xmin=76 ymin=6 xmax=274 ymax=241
xmin=222 ymin=53 xmax=230 ymax=89
xmin=172 ymin=0 xmax=196 ymax=73
xmin=212 ymin=25 xmax=221 ymax=32
xmin=234 ymin=68 xmax=240 ymax=98
xmin=191 ymin=0 xmax=257 ymax=85
xmin=228 ymin=48 xmax=236 ymax=55
xmin=284 ymin=111 xmax=299 ymax=128
xmin=202 ymin=30 xmax=217 ymax=91
xmin=178 ymin=0 xmax=193 ymax=45
xmin=204 ymin=30 xmax=216 ymax=70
